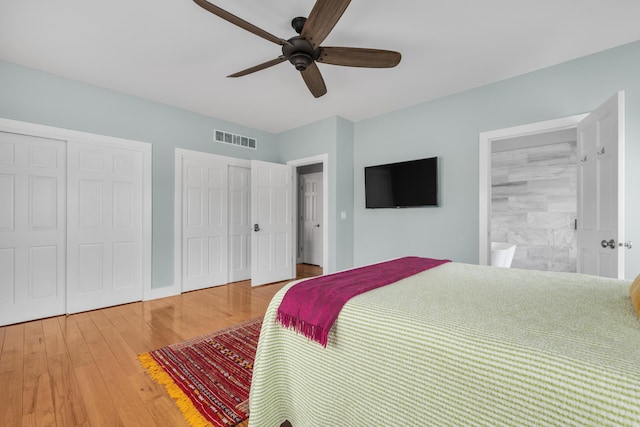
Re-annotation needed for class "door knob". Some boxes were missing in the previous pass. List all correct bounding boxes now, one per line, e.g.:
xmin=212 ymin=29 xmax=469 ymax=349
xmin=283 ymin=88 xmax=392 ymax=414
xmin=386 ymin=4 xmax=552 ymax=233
xmin=619 ymin=241 xmax=633 ymax=249
xmin=314 ymin=224 xmax=320 ymax=228
xmin=253 ymin=224 xmax=260 ymax=232
xmin=601 ymin=239 xmax=616 ymax=249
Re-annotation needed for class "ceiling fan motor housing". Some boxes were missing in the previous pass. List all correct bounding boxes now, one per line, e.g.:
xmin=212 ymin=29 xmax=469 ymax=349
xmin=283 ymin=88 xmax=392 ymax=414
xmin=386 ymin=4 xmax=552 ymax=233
xmin=283 ymin=36 xmax=320 ymax=71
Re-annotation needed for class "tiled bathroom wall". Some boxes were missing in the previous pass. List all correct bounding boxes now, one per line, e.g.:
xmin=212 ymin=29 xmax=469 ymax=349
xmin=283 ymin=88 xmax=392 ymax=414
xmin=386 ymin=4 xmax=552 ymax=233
xmin=491 ymin=141 xmax=577 ymax=272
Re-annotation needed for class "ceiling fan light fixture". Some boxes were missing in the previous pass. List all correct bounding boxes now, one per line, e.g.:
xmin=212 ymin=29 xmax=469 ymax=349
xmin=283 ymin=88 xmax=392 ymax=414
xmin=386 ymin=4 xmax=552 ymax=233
xmin=289 ymin=52 xmax=313 ymax=71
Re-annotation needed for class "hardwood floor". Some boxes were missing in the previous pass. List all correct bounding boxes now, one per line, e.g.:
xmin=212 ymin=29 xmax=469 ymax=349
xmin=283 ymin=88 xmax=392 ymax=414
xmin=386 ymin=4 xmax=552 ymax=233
xmin=0 ymin=264 xmax=321 ymax=427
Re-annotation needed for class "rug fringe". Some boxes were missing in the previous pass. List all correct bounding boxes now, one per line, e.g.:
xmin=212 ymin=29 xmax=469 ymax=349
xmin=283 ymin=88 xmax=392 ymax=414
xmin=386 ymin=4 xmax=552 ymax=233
xmin=137 ymin=352 xmax=214 ymax=427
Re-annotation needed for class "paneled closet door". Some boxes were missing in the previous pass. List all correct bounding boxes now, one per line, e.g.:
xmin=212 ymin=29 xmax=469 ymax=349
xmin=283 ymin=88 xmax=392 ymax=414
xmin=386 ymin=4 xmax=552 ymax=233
xmin=0 ymin=132 xmax=66 ymax=326
xmin=250 ymin=160 xmax=294 ymax=287
xmin=66 ymin=141 xmax=144 ymax=313
xmin=181 ymin=158 xmax=229 ymax=292
xmin=228 ymin=166 xmax=251 ymax=282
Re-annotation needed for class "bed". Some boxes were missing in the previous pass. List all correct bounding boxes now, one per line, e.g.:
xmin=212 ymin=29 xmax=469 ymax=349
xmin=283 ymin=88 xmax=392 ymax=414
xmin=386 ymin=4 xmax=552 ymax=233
xmin=249 ymin=260 xmax=640 ymax=426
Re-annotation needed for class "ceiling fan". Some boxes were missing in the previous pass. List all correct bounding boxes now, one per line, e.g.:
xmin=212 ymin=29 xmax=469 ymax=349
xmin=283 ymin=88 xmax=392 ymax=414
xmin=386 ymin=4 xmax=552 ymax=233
xmin=193 ymin=0 xmax=402 ymax=98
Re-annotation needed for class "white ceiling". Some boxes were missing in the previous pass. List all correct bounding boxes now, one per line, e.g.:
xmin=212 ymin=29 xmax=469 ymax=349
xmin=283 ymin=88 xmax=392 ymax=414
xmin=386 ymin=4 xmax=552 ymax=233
xmin=1 ymin=0 xmax=639 ymax=134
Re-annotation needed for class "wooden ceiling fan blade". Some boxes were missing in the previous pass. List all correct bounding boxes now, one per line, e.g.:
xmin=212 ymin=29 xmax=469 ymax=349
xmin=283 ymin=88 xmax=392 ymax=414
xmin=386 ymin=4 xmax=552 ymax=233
xmin=193 ymin=0 xmax=284 ymax=46
xmin=301 ymin=62 xmax=327 ymax=98
xmin=317 ymin=47 xmax=401 ymax=68
xmin=300 ymin=0 xmax=351 ymax=49
xmin=228 ymin=56 xmax=287 ymax=78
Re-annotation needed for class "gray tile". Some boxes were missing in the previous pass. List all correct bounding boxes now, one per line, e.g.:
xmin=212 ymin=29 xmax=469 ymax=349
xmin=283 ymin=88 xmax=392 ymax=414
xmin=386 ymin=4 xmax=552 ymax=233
xmin=548 ymin=194 xmax=576 ymax=213
xmin=491 ymin=196 xmax=509 ymax=212
xmin=509 ymin=228 xmax=548 ymax=246
xmin=527 ymin=177 xmax=572 ymax=195
xmin=491 ymin=167 xmax=509 ymax=185
xmin=492 ymin=181 xmax=528 ymax=196
xmin=509 ymin=195 xmax=547 ymax=211
xmin=490 ymin=141 xmax=578 ymax=274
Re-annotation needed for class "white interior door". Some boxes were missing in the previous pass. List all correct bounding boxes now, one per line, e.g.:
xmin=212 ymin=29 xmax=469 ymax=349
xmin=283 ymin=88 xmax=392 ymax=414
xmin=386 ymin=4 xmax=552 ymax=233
xmin=251 ymin=160 xmax=294 ymax=286
xmin=66 ymin=141 xmax=144 ymax=313
xmin=577 ymin=91 xmax=625 ymax=278
xmin=181 ymin=158 xmax=228 ymax=292
xmin=0 ymin=132 xmax=66 ymax=326
xmin=301 ymin=172 xmax=323 ymax=266
xmin=228 ymin=165 xmax=251 ymax=282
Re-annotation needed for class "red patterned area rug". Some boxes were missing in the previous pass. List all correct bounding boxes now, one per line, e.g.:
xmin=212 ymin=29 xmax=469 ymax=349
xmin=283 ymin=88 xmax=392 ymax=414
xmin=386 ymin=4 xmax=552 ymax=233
xmin=138 ymin=317 xmax=262 ymax=427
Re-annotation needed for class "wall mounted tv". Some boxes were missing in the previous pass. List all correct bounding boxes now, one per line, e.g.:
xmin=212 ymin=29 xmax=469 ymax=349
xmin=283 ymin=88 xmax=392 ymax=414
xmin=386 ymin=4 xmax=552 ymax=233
xmin=365 ymin=157 xmax=438 ymax=208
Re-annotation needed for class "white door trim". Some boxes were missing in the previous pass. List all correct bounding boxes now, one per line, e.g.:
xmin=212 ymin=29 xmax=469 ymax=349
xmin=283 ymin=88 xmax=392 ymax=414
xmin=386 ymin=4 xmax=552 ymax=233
xmin=173 ymin=148 xmax=250 ymax=295
xmin=0 ymin=117 xmax=152 ymax=303
xmin=288 ymin=154 xmax=329 ymax=272
xmin=478 ymin=114 xmax=587 ymax=266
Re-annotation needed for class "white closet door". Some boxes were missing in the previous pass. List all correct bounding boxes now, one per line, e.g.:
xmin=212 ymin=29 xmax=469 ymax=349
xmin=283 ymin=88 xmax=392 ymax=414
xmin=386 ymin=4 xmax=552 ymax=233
xmin=66 ymin=141 xmax=144 ymax=313
xmin=182 ymin=158 xmax=229 ymax=292
xmin=228 ymin=165 xmax=251 ymax=282
xmin=0 ymin=132 xmax=66 ymax=326
xmin=251 ymin=160 xmax=294 ymax=286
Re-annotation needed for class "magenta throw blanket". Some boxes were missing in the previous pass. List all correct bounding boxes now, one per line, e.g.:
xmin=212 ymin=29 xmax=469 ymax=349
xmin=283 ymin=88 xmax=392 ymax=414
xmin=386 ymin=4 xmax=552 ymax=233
xmin=276 ymin=256 xmax=450 ymax=347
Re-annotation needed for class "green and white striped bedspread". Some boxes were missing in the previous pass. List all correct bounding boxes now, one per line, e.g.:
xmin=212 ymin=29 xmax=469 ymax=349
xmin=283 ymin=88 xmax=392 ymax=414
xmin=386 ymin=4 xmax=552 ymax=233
xmin=249 ymin=262 xmax=640 ymax=426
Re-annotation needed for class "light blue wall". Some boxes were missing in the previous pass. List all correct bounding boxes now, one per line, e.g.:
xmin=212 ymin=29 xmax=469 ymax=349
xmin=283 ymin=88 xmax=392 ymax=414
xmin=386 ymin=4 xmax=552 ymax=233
xmin=276 ymin=116 xmax=355 ymax=273
xmin=335 ymin=117 xmax=355 ymax=271
xmin=0 ymin=60 xmax=280 ymax=289
xmin=2 ymin=39 xmax=638 ymax=288
xmin=353 ymin=40 xmax=640 ymax=280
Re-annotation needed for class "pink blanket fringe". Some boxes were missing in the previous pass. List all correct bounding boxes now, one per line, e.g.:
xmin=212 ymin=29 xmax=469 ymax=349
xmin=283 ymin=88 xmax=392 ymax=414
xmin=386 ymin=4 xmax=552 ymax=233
xmin=276 ymin=256 xmax=450 ymax=347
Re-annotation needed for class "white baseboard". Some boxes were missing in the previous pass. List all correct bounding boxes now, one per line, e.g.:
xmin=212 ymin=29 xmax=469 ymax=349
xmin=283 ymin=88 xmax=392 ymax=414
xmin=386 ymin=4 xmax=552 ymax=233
xmin=146 ymin=284 xmax=181 ymax=301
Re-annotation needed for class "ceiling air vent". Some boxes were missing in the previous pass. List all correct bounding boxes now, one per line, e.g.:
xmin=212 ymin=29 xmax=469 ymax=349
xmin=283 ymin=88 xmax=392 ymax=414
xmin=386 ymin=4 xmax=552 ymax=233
xmin=214 ymin=130 xmax=257 ymax=150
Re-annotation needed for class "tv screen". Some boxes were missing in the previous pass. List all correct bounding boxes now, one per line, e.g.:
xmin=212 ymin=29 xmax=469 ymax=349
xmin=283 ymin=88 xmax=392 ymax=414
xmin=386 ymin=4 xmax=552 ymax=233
xmin=365 ymin=157 xmax=438 ymax=208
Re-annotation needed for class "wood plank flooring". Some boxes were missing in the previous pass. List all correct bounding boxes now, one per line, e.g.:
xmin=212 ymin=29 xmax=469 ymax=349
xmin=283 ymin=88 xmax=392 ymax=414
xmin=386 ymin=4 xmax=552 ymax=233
xmin=0 ymin=264 xmax=321 ymax=427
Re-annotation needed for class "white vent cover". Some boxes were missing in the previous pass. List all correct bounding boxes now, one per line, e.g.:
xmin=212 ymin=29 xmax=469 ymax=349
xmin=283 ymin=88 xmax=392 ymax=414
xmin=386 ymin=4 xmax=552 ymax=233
xmin=214 ymin=130 xmax=257 ymax=149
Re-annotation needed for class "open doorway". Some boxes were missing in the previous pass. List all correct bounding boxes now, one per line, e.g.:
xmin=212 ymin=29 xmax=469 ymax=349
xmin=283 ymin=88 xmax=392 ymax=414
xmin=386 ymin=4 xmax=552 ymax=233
xmin=288 ymin=154 xmax=328 ymax=275
xmin=478 ymin=114 xmax=588 ymax=268
xmin=491 ymin=128 xmax=577 ymax=272
xmin=297 ymin=164 xmax=324 ymax=267
xmin=479 ymin=92 xmax=626 ymax=279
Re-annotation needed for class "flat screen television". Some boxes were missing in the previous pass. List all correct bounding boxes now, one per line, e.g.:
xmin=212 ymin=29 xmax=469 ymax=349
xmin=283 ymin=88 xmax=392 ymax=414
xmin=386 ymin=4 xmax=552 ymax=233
xmin=365 ymin=157 xmax=438 ymax=208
